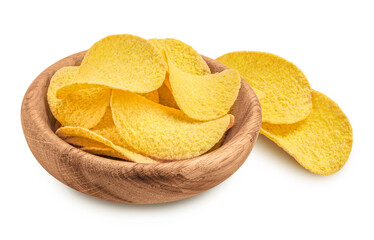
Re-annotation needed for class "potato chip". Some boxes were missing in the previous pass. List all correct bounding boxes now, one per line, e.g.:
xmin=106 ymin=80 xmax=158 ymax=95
xmin=56 ymin=126 xmax=157 ymax=163
xmin=56 ymin=34 xmax=167 ymax=98
xmin=157 ymin=82 xmax=179 ymax=109
xmin=216 ymin=51 xmax=312 ymax=124
xmin=47 ymin=66 xmax=110 ymax=128
xmin=167 ymin=58 xmax=241 ymax=121
xmin=148 ymin=38 xmax=211 ymax=75
xmin=261 ymin=90 xmax=353 ymax=175
xmin=111 ymin=90 xmax=234 ymax=160
xmin=149 ymin=38 xmax=211 ymax=94
xmin=80 ymin=146 xmax=133 ymax=160
xmin=64 ymin=136 xmax=108 ymax=148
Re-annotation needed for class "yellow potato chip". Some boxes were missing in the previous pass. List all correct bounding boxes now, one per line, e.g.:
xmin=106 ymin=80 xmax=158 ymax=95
xmin=56 ymin=34 xmax=167 ymax=98
xmin=216 ymin=51 xmax=312 ymax=124
xmin=68 ymin=136 xmax=148 ymax=161
xmin=111 ymin=90 xmax=234 ymax=160
xmin=47 ymin=66 xmax=110 ymax=128
xmin=65 ymin=136 xmax=108 ymax=148
xmin=149 ymin=38 xmax=211 ymax=94
xmin=157 ymin=82 xmax=179 ymax=109
xmin=56 ymin=126 xmax=157 ymax=163
xmin=167 ymin=58 xmax=241 ymax=121
xmin=260 ymin=90 xmax=353 ymax=175
xmin=148 ymin=38 xmax=211 ymax=75
xmin=80 ymin=146 xmax=133 ymax=160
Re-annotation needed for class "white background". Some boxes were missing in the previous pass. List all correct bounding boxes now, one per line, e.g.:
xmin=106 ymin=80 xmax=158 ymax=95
xmin=1 ymin=0 xmax=373 ymax=239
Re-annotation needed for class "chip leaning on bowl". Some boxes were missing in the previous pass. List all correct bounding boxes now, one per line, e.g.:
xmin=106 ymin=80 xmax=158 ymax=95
xmin=217 ymin=51 xmax=353 ymax=175
xmin=48 ymin=34 xmax=241 ymax=163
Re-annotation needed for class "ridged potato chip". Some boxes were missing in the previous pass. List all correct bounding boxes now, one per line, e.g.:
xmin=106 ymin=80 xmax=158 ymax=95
xmin=56 ymin=126 xmax=157 ymax=163
xmin=216 ymin=51 xmax=312 ymax=124
xmin=167 ymin=58 xmax=241 ymax=121
xmin=148 ymin=38 xmax=211 ymax=75
xmin=261 ymin=90 xmax=353 ymax=175
xmin=56 ymin=34 xmax=167 ymax=98
xmin=111 ymin=90 xmax=234 ymax=160
xmin=157 ymin=83 xmax=179 ymax=109
xmin=47 ymin=66 xmax=110 ymax=128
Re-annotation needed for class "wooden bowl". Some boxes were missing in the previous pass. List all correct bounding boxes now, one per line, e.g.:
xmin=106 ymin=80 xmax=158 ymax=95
xmin=21 ymin=51 xmax=262 ymax=204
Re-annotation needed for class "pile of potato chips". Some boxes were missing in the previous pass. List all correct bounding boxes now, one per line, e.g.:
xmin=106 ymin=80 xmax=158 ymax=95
xmin=217 ymin=51 xmax=353 ymax=175
xmin=48 ymin=34 xmax=240 ymax=163
xmin=48 ymin=33 xmax=353 ymax=176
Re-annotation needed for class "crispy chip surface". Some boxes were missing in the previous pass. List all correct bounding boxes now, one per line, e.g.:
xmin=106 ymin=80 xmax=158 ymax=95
xmin=111 ymin=90 xmax=233 ymax=160
xmin=47 ymin=66 xmax=110 ymax=128
xmin=168 ymin=59 xmax=241 ymax=121
xmin=217 ymin=51 xmax=312 ymax=124
xmin=261 ymin=90 xmax=353 ymax=175
xmin=56 ymin=34 xmax=167 ymax=98
xmin=148 ymin=38 xmax=211 ymax=75
xmin=56 ymin=126 xmax=157 ymax=163
xmin=157 ymin=82 xmax=179 ymax=109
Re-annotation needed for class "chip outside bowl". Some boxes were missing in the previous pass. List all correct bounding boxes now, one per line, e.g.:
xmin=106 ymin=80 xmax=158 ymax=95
xmin=21 ymin=51 xmax=262 ymax=204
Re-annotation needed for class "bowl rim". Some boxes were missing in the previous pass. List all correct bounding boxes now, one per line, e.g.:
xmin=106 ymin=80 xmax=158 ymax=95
xmin=21 ymin=50 xmax=262 ymax=169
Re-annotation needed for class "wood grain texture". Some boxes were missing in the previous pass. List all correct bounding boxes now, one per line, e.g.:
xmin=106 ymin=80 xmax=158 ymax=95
xmin=21 ymin=51 xmax=262 ymax=204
